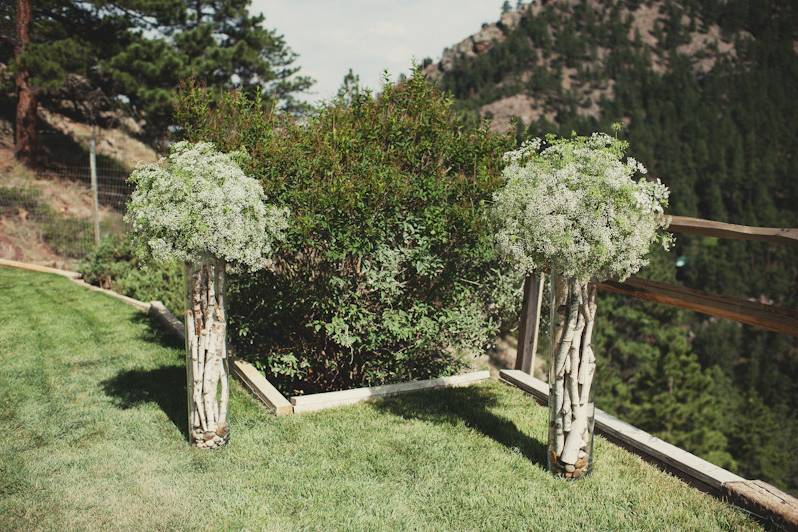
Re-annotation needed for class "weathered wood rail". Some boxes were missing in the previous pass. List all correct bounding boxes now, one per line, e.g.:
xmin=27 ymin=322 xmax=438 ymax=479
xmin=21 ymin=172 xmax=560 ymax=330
xmin=514 ymin=216 xmax=798 ymax=372
xmin=669 ymin=215 xmax=798 ymax=245
xmin=514 ymin=274 xmax=544 ymax=374
xmin=597 ymin=276 xmax=798 ymax=336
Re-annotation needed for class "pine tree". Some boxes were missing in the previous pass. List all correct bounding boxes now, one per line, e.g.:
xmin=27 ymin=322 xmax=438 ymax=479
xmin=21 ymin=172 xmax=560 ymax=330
xmin=13 ymin=0 xmax=35 ymax=164
xmin=0 ymin=0 xmax=313 ymax=157
xmin=335 ymin=68 xmax=362 ymax=105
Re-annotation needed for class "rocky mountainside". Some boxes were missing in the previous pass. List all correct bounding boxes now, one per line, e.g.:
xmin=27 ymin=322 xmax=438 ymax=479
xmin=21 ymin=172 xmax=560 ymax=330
xmin=424 ymin=0 xmax=757 ymax=132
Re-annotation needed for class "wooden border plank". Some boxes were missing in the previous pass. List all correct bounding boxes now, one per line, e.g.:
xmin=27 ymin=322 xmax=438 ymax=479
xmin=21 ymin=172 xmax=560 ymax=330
xmin=723 ymin=480 xmax=798 ymax=530
xmin=596 ymin=276 xmax=798 ymax=337
xmin=147 ymin=302 xmax=293 ymax=416
xmin=0 ymin=258 xmax=81 ymax=278
xmin=0 ymin=258 xmax=151 ymax=311
xmin=291 ymin=370 xmax=491 ymax=414
xmin=498 ymin=369 xmax=744 ymax=491
xmin=669 ymin=215 xmax=798 ymax=245
xmin=71 ymin=279 xmax=150 ymax=311
xmin=148 ymin=301 xmax=185 ymax=340
xmin=231 ymin=360 xmax=293 ymax=416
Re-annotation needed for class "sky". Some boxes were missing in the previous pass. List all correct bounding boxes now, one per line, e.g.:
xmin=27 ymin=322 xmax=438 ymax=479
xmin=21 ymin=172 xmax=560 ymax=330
xmin=251 ymin=0 xmax=506 ymax=103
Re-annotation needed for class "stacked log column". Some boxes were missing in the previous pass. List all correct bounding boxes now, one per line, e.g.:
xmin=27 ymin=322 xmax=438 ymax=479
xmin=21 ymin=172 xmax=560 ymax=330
xmin=548 ymin=274 xmax=597 ymax=478
xmin=185 ymin=260 xmax=230 ymax=449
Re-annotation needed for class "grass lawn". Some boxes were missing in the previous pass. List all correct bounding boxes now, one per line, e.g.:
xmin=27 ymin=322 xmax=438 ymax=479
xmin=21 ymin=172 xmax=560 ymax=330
xmin=0 ymin=267 xmax=759 ymax=531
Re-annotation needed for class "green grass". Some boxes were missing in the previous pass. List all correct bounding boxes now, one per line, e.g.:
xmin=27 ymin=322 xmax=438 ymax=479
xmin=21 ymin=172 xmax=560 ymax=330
xmin=0 ymin=267 xmax=759 ymax=531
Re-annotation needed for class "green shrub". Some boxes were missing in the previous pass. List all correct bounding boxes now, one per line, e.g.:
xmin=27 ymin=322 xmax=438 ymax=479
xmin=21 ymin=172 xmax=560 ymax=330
xmin=79 ymin=234 xmax=184 ymax=315
xmin=0 ymin=187 xmax=41 ymax=215
xmin=41 ymin=216 xmax=94 ymax=258
xmin=178 ymin=70 xmax=522 ymax=395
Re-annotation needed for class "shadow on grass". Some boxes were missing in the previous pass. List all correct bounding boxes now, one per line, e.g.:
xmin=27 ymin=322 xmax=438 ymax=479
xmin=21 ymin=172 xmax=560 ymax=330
xmin=99 ymin=312 xmax=188 ymax=436
xmin=374 ymin=385 xmax=548 ymax=468
xmin=101 ymin=365 xmax=187 ymax=438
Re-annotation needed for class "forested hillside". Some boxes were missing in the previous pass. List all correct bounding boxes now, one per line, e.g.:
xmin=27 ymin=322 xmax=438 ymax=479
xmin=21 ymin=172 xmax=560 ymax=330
xmin=425 ymin=0 xmax=798 ymax=494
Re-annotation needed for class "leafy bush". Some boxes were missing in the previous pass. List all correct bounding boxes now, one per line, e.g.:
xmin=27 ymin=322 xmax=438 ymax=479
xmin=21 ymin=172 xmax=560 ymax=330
xmin=178 ymin=70 xmax=521 ymax=395
xmin=79 ymin=234 xmax=184 ymax=315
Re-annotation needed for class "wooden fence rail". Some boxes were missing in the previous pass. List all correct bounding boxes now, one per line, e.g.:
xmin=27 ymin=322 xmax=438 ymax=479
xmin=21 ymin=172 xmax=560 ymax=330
xmin=514 ymin=274 xmax=544 ymax=374
xmin=514 ymin=216 xmax=798 ymax=373
xmin=669 ymin=215 xmax=798 ymax=245
xmin=597 ymin=277 xmax=798 ymax=337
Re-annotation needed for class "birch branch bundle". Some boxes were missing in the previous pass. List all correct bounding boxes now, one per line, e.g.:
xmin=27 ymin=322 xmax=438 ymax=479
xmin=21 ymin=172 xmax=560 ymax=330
xmin=548 ymin=274 xmax=597 ymax=478
xmin=186 ymin=260 xmax=230 ymax=449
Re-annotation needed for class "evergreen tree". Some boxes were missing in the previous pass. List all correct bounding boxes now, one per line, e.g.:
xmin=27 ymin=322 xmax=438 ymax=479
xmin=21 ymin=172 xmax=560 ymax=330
xmin=0 ymin=0 xmax=313 ymax=156
xmin=335 ymin=68 xmax=362 ymax=105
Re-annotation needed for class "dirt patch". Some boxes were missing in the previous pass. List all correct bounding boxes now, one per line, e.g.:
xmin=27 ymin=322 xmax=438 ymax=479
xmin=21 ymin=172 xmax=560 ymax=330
xmin=39 ymin=108 xmax=158 ymax=167
xmin=480 ymin=94 xmax=557 ymax=132
xmin=0 ymin=143 xmax=124 ymax=268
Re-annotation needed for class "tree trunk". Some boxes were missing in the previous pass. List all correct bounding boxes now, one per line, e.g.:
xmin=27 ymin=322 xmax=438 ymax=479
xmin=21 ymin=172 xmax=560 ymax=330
xmin=547 ymin=274 xmax=597 ymax=478
xmin=14 ymin=0 xmax=37 ymax=165
xmin=185 ymin=260 xmax=230 ymax=449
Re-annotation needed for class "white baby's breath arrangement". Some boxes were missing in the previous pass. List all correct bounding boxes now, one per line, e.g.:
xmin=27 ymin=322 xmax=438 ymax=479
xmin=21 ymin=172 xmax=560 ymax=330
xmin=125 ymin=141 xmax=289 ymax=449
xmin=492 ymin=132 xmax=671 ymax=283
xmin=492 ymin=130 xmax=672 ymax=479
xmin=125 ymin=141 xmax=289 ymax=271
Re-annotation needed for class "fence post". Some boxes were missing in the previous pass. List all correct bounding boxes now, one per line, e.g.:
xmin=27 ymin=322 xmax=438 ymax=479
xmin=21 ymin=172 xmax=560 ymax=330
xmin=89 ymin=136 xmax=100 ymax=247
xmin=514 ymin=273 xmax=545 ymax=375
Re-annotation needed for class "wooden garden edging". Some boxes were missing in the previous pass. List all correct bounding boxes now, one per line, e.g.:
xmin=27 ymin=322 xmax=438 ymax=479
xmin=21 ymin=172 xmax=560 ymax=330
xmin=146 ymin=302 xmax=294 ymax=416
xmin=0 ymin=258 xmax=149 ymax=311
xmin=149 ymin=301 xmax=491 ymax=415
xmin=290 ymin=370 xmax=491 ymax=414
xmin=0 ymin=258 xmax=82 ymax=279
xmin=499 ymin=369 xmax=798 ymax=529
xmin=148 ymin=301 xmax=183 ymax=334
xmin=230 ymin=359 xmax=293 ymax=416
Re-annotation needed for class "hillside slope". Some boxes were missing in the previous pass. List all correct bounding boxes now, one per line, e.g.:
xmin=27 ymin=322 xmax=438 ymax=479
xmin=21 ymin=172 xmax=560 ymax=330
xmin=425 ymin=0 xmax=775 ymax=133
xmin=0 ymin=108 xmax=155 ymax=267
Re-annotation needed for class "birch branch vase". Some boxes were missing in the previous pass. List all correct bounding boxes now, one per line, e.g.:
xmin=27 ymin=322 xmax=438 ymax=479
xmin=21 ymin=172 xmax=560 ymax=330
xmin=547 ymin=273 xmax=597 ymax=478
xmin=185 ymin=260 xmax=230 ymax=449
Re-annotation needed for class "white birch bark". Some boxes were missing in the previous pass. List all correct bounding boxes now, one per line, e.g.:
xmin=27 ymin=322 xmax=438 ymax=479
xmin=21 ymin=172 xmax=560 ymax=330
xmin=548 ymin=274 xmax=597 ymax=478
xmin=185 ymin=260 xmax=230 ymax=449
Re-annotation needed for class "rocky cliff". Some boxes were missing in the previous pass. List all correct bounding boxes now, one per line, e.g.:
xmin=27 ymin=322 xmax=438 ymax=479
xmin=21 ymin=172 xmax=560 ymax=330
xmin=424 ymin=0 xmax=749 ymax=132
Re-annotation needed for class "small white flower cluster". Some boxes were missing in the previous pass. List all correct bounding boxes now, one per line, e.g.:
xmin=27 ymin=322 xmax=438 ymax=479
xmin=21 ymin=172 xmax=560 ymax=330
xmin=492 ymin=133 xmax=672 ymax=282
xmin=125 ymin=141 xmax=289 ymax=270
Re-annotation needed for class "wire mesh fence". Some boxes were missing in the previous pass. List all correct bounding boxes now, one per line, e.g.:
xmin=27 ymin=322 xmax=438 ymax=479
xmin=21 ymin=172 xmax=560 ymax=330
xmin=0 ymin=154 xmax=131 ymax=263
